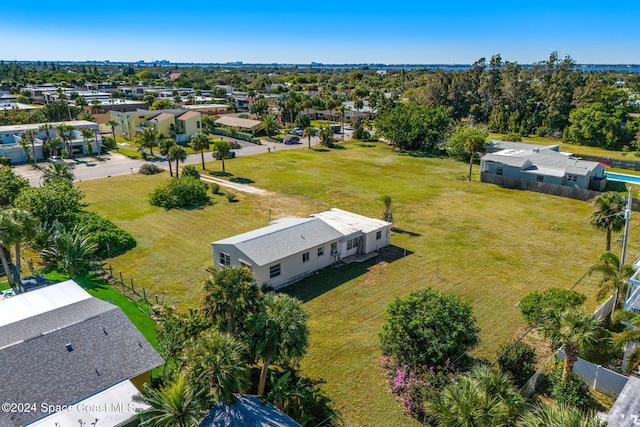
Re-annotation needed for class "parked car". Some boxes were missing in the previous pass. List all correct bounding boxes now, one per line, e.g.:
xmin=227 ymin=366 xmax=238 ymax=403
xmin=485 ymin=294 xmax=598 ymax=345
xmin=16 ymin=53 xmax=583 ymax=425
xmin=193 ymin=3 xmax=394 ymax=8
xmin=49 ymin=156 xmax=64 ymax=163
xmin=283 ymin=136 xmax=300 ymax=144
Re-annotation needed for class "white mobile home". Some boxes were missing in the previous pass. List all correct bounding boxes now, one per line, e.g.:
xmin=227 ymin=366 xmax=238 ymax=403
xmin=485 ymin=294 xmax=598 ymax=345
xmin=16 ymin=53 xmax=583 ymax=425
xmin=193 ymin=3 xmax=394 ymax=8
xmin=211 ymin=208 xmax=391 ymax=289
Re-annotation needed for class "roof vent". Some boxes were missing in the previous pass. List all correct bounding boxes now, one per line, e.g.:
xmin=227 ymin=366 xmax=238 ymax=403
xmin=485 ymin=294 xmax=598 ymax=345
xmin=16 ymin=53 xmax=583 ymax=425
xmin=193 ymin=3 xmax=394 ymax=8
xmin=66 ymin=343 xmax=73 ymax=352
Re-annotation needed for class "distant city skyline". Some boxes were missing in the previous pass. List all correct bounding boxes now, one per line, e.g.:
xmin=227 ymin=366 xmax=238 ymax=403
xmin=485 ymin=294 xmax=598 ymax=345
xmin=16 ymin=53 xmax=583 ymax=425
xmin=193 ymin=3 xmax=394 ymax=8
xmin=3 ymin=1 xmax=640 ymax=65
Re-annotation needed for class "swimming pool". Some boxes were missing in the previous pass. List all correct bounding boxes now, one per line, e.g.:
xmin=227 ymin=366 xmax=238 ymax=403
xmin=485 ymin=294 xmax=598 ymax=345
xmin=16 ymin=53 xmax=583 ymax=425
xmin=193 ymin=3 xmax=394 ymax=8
xmin=606 ymin=172 xmax=640 ymax=184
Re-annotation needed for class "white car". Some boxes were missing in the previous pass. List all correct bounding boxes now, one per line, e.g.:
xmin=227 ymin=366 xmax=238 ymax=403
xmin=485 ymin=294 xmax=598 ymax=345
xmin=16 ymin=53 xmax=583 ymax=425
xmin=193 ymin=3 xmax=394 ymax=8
xmin=49 ymin=156 xmax=64 ymax=163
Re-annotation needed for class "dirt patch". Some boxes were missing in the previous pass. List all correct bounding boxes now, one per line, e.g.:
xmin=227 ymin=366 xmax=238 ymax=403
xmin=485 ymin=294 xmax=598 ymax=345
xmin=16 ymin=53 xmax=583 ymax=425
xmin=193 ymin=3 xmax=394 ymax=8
xmin=362 ymin=262 xmax=388 ymax=287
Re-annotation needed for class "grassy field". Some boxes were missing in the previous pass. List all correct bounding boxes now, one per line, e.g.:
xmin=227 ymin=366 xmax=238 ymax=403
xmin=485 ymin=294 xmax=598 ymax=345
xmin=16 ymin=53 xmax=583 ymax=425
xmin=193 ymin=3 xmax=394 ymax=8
xmin=77 ymin=142 xmax=640 ymax=426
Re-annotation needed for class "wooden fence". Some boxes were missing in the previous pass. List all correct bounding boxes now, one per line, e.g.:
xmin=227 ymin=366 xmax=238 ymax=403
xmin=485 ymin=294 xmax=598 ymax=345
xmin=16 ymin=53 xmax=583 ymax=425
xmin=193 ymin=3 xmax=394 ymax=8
xmin=480 ymin=173 xmax=602 ymax=201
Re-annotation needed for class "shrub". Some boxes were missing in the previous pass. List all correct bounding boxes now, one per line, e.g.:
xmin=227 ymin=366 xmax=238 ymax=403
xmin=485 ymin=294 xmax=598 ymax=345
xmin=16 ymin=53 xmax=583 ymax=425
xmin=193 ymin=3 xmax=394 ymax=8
xmin=181 ymin=165 xmax=200 ymax=179
xmin=102 ymin=136 xmax=117 ymax=151
xmin=74 ymin=211 xmax=136 ymax=258
xmin=520 ymin=288 xmax=587 ymax=326
xmin=226 ymin=192 xmax=237 ymax=202
xmin=210 ymin=183 xmax=220 ymax=194
xmin=496 ymin=340 xmax=537 ymax=387
xmin=149 ymin=176 xmax=210 ymax=209
xmin=139 ymin=163 xmax=164 ymax=175
xmin=546 ymin=370 xmax=596 ymax=412
xmin=0 ymin=155 xmax=11 ymax=166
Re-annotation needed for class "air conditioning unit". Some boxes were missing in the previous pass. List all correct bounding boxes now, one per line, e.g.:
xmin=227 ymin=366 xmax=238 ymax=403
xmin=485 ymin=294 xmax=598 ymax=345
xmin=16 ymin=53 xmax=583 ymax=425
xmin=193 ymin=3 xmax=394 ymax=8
xmin=331 ymin=249 xmax=339 ymax=255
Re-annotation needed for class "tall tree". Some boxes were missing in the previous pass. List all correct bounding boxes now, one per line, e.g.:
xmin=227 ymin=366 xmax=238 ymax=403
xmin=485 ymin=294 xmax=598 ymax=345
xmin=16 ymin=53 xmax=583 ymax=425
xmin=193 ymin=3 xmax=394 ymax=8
xmin=303 ymin=127 xmax=315 ymax=149
xmin=258 ymin=113 xmax=280 ymax=138
xmin=106 ymin=120 xmax=119 ymax=144
xmin=38 ymin=124 xmax=54 ymax=157
xmin=183 ymin=330 xmax=249 ymax=405
xmin=138 ymin=375 xmax=203 ymax=427
xmin=250 ymin=294 xmax=309 ymax=396
xmin=588 ymin=251 xmax=635 ymax=316
xmin=201 ymin=266 xmax=261 ymax=335
xmin=55 ymin=124 xmax=75 ymax=159
xmin=1 ymin=209 xmax=38 ymax=290
xmin=168 ymin=145 xmax=187 ymax=177
xmin=137 ymin=127 xmax=160 ymax=157
xmin=446 ymin=124 xmax=488 ymax=180
xmin=159 ymin=137 xmax=176 ymax=177
xmin=80 ymin=128 xmax=95 ymax=157
xmin=211 ymin=141 xmax=231 ymax=174
xmin=537 ymin=309 xmax=604 ymax=382
xmin=21 ymin=129 xmax=38 ymax=165
xmin=589 ymin=192 xmax=626 ymax=251
xmin=190 ymin=132 xmax=210 ymax=170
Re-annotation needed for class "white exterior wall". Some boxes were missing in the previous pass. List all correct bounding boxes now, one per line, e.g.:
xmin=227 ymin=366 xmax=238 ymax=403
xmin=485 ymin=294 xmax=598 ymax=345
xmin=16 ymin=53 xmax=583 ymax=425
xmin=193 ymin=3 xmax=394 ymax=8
xmin=213 ymin=240 xmax=341 ymax=289
xmin=363 ymin=225 xmax=391 ymax=253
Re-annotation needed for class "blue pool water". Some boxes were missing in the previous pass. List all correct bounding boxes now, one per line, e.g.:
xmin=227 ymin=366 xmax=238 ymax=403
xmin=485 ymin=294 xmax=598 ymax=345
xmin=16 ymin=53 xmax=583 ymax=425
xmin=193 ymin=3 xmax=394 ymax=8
xmin=606 ymin=172 xmax=640 ymax=184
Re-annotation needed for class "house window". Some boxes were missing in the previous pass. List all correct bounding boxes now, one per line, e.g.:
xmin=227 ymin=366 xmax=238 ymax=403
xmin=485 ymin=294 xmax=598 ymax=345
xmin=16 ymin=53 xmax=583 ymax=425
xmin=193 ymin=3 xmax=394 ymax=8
xmin=240 ymin=261 xmax=251 ymax=270
xmin=347 ymin=238 xmax=358 ymax=250
xmin=376 ymin=230 xmax=382 ymax=240
xmin=347 ymin=240 xmax=353 ymax=250
xmin=317 ymin=246 xmax=324 ymax=256
xmin=219 ymin=252 xmax=230 ymax=267
xmin=303 ymin=252 xmax=310 ymax=263
xmin=197 ymin=121 xmax=201 ymax=129
xmin=536 ymin=175 xmax=544 ymax=182
xmin=270 ymin=264 xmax=281 ymax=278
xmin=331 ymin=242 xmax=337 ymax=255
xmin=496 ymin=166 xmax=503 ymax=176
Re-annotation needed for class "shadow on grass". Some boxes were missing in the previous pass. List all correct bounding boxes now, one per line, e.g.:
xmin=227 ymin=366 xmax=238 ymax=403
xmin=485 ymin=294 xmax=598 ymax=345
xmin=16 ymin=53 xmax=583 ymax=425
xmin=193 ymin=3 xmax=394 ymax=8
xmin=391 ymin=226 xmax=422 ymax=237
xmin=73 ymin=272 xmax=109 ymax=291
xmin=210 ymin=171 xmax=233 ymax=177
xmin=312 ymin=147 xmax=330 ymax=152
xmin=403 ymin=150 xmax=446 ymax=159
xmin=230 ymin=177 xmax=255 ymax=184
xmin=605 ymin=181 xmax=627 ymax=192
xmin=284 ymin=245 xmax=412 ymax=303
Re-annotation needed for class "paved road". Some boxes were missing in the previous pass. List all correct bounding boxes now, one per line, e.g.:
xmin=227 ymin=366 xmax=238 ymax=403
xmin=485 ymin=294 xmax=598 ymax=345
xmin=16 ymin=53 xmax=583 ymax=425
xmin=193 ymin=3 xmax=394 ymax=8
xmin=14 ymin=130 xmax=353 ymax=188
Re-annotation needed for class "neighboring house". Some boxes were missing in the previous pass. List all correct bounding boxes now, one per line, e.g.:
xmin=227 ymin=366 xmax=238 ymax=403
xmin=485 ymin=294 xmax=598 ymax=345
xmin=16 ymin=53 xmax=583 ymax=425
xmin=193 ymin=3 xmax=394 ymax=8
xmin=109 ymin=109 xmax=202 ymax=142
xmin=484 ymin=140 xmax=560 ymax=154
xmin=0 ymin=102 xmax=40 ymax=112
xmin=480 ymin=142 xmax=607 ymax=191
xmin=214 ymin=116 xmax=262 ymax=134
xmin=0 ymin=120 xmax=101 ymax=163
xmin=84 ymin=99 xmax=148 ymax=113
xmin=0 ymin=280 xmax=163 ymax=427
xmin=212 ymin=208 xmax=391 ymax=289
xmin=199 ymin=394 xmax=301 ymax=427
xmin=185 ymin=104 xmax=230 ymax=115
xmin=623 ymin=258 xmax=640 ymax=314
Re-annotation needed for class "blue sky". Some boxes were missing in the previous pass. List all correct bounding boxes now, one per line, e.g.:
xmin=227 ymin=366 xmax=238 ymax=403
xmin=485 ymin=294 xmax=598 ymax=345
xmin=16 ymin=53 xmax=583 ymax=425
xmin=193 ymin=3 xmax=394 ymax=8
xmin=2 ymin=1 xmax=639 ymax=64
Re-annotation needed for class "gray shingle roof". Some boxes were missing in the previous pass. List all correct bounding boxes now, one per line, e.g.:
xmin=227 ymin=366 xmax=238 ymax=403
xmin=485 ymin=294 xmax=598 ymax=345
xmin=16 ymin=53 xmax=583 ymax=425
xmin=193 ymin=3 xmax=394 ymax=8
xmin=215 ymin=218 xmax=343 ymax=267
xmin=482 ymin=149 xmax=603 ymax=176
xmin=199 ymin=394 xmax=301 ymax=427
xmin=0 ymin=299 xmax=164 ymax=427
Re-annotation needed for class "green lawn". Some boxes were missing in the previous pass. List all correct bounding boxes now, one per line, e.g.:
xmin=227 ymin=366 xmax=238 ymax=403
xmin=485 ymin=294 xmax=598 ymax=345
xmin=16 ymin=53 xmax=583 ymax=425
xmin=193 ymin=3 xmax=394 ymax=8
xmin=77 ymin=141 xmax=639 ymax=427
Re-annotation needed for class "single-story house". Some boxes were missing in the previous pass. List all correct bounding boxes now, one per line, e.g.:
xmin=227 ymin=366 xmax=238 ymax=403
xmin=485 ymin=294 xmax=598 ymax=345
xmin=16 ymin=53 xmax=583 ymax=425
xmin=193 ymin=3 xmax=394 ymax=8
xmin=214 ymin=116 xmax=262 ymax=134
xmin=199 ymin=394 xmax=301 ymax=427
xmin=212 ymin=208 xmax=391 ymax=289
xmin=0 ymin=280 xmax=164 ymax=427
xmin=480 ymin=142 xmax=607 ymax=191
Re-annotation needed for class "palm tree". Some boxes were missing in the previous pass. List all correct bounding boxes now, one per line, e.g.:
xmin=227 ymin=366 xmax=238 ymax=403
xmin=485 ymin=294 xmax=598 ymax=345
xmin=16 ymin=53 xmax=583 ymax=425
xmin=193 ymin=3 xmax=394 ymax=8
xmin=303 ymin=127 xmax=315 ymax=149
xmin=0 ymin=210 xmax=22 ymax=287
xmin=159 ymin=137 xmax=176 ymax=177
xmin=42 ymin=162 xmax=74 ymax=183
xmin=463 ymin=126 xmax=488 ymax=180
xmin=318 ymin=126 xmax=334 ymax=147
xmin=40 ymin=222 xmax=98 ymax=278
xmin=427 ymin=365 xmax=526 ymax=427
xmin=250 ymin=294 xmax=309 ymax=396
xmin=137 ymin=127 xmax=160 ymax=157
xmin=537 ymin=309 xmax=604 ymax=382
xmin=201 ymin=266 xmax=261 ymax=335
xmin=138 ymin=375 xmax=203 ymax=427
xmin=211 ymin=141 xmax=231 ymax=174
xmin=38 ymin=124 xmax=54 ymax=157
xmin=80 ymin=128 xmax=95 ymax=157
xmin=258 ymin=113 xmax=280 ymax=138
xmin=590 ymin=192 xmax=626 ymax=251
xmin=3 ymin=210 xmax=38 ymax=291
xmin=589 ymin=251 xmax=635 ymax=316
xmin=517 ymin=403 xmax=605 ymax=427
xmin=183 ymin=330 xmax=249 ymax=405
xmin=21 ymin=129 xmax=38 ymax=165
xmin=56 ymin=124 xmax=75 ymax=158
xmin=106 ymin=120 xmax=119 ymax=145
xmin=190 ymin=132 xmax=210 ymax=170
xmin=168 ymin=145 xmax=187 ymax=177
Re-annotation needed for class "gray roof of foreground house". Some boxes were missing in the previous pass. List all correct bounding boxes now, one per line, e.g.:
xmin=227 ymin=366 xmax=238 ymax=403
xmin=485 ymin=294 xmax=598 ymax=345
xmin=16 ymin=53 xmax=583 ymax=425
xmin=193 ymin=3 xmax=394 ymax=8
xmin=214 ymin=218 xmax=343 ymax=267
xmin=484 ymin=140 xmax=560 ymax=154
xmin=199 ymin=394 xmax=301 ymax=427
xmin=0 ymin=287 xmax=164 ymax=427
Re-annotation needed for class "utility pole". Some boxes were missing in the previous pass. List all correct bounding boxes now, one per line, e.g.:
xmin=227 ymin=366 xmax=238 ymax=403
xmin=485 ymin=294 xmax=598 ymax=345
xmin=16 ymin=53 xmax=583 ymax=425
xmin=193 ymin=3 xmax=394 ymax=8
xmin=620 ymin=187 xmax=633 ymax=269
